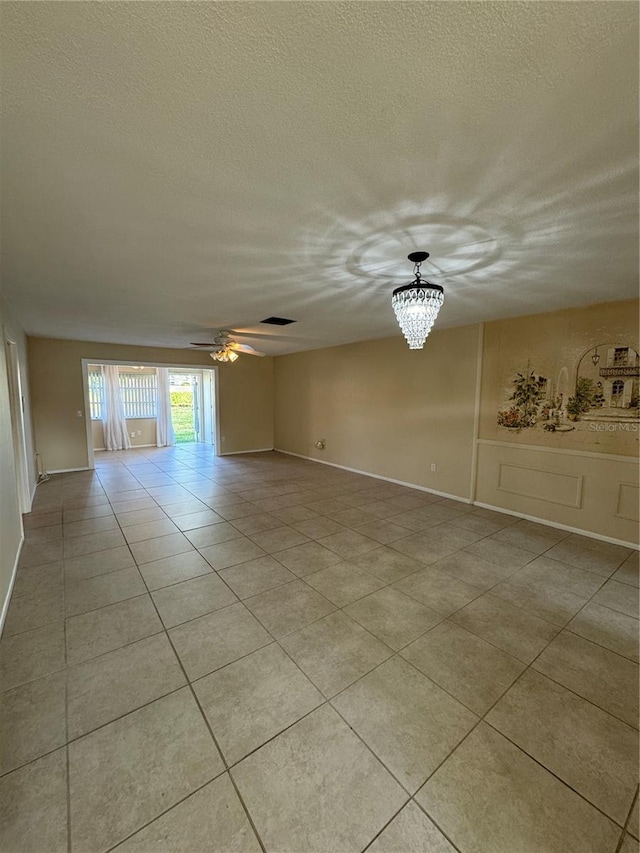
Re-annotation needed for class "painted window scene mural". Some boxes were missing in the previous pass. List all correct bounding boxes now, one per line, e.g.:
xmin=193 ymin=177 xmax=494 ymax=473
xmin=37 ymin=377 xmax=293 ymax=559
xmin=497 ymin=344 xmax=639 ymax=436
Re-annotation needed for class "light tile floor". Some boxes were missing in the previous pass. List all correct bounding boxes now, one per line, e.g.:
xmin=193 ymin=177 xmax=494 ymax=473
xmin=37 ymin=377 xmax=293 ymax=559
xmin=0 ymin=444 xmax=638 ymax=853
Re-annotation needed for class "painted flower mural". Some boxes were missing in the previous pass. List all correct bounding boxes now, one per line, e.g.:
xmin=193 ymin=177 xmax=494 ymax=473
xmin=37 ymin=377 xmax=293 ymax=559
xmin=497 ymin=363 xmax=551 ymax=430
xmin=497 ymin=344 xmax=639 ymax=434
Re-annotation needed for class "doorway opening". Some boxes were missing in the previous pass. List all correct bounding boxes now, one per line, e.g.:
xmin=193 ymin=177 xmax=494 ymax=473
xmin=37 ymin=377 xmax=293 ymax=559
xmin=170 ymin=371 xmax=201 ymax=443
xmin=4 ymin=337 xmax=31 ymax=514
xmin=82 ymin=360 xmax=218 ymax=467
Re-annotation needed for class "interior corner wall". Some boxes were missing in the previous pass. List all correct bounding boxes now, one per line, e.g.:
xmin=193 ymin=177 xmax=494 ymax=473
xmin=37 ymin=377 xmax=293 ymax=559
xmin=27 ymin=337 xmax=274 ymax=471
xmin=1 ymin=295 xmax=36 ymax=629
xmin=274 ymin=325 xmax=482 ymax=500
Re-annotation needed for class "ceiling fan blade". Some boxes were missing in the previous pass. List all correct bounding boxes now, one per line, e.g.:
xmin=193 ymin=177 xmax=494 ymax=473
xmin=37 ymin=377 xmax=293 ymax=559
xmin=226 ymin=329 xmax=294 ymax=342
xmin=190 ymin=342 xmax=218 ymax=348
xmin=229 ymin=342 xmax=266 ymax=356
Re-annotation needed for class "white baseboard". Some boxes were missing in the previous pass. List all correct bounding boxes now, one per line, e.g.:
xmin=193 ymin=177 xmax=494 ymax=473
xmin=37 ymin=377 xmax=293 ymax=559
xmin=47 ymin=467 xmax=91 ymax=474
xmin=0 ymin=535 xmax=24 ymax=637
xmin=472 ymin=502 xmax=638 ymax=550
xmin=275 ymin=448 xmax=638 ymax=551
xmin=219 ymin=447 xmax=275 ymax=456
xmin=274 ymin=448 xmax=472 ymax=503
xmin=29 ymin=478 xmax=38 ymax=510
xmin=94 ymin=444 xmax=157 ymax=452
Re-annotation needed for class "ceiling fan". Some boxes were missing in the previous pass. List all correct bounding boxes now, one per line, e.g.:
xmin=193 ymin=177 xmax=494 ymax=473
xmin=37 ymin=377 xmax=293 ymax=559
xmin=189 ymin=330 xmax=266 ymax=363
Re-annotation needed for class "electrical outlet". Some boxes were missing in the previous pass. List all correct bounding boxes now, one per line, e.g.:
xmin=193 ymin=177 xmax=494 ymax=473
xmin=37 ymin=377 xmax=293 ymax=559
xmin=430 ymin=463 xmax=437 ymax=472
xmin=76 ymin=410 xmax=83 ymax=418
xmin=130 ymin=431 xmax=136 ymax=438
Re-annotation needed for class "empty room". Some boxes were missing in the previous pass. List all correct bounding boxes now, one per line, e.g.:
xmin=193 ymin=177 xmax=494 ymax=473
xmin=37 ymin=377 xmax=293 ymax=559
xmin=0 ymin=3 xmax=638 ymax=852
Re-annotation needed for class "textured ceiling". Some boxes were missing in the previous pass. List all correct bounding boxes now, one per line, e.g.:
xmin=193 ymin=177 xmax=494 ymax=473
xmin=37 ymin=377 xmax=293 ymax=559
xmin=1 ymin=2 xmax=638 ymax=355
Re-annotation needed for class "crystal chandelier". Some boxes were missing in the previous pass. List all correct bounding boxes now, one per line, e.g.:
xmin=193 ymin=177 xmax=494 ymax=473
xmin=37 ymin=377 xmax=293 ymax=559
xmin=392 ymin=251 xmax=444 ymax=349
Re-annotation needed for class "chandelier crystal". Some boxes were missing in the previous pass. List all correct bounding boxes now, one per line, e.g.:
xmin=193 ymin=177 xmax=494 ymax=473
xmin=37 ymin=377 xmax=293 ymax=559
xmin=392 ymin=252 xmax=444 ymax=349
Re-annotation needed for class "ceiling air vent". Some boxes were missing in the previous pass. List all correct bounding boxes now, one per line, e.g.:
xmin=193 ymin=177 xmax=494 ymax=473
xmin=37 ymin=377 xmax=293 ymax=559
xmin=260 ymin=317 xmax=297 ymax=325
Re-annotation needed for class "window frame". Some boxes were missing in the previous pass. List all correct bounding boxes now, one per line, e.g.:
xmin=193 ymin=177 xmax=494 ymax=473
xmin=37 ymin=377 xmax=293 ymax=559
xmin=87 ymin=367 xmax=159 ymax=420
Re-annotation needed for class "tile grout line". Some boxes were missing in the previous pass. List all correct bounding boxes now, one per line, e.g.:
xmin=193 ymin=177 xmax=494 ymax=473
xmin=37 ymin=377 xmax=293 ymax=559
xmin=387 ymin=538 xmax=638 ymax=670
xmin=383 ymin=518 xmax=638 ymax=833
xmin=64 ymin=472 xmax=181 ymax=852
xmin=614 ymin=786 xmax=639 ymax=852
xmin=199 ymin=563 xmax=437 ymax=843
xmin=9 ymin=480 xmax=637 ymax=732
xmin=362 ymin=795 xmax=465 ymax=853
xmin=19 ymin=475 xmax=638 ymax=678
xmin=482 ymin=718 xmax=634 ymax=830
xmin=160 ymin=513 xmax=437 ymax=822
xmin=563 ymin=619 xmax=640 ymax=664
xmin=99 ymin=775 xmax=229 ymax=853
xmin=148 ymin=545 xmax=636 ymax=671
xmin=62 ymin=536 xmax=72 ymax=853
xmin=105 ymin=493 xmax=270 ymax=853
xmin=404 ymin=559 xmax=640 ymax=834
xmin=13 ymin=449 xmax=638 ymax=851
xmin=196 ymin=533 xmax=503 ymax=823
xmin=0 ymin=742 xmax=75 ymax=783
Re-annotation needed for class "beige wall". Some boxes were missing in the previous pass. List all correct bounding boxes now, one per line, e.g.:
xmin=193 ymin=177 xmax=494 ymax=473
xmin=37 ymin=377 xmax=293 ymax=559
xmin=28 ymin=337 xmax=274 ymax=470
xmin=274 ymin=326 xmax=481 ymax=500
xmin=92 ymin=418 xmax=157 ymax=450
xmin=1 ymin=295 xmax=36 ymax=626
xmin=274 ymin=300 xmax=639 ymax=546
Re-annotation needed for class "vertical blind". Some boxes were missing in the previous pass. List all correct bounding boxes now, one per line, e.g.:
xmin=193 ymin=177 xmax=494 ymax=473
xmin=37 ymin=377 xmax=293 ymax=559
xmin=88 ymin=370 xmax=105 ymax=419
xmin=119 ymin=371 xmax=158 ymax=418
xmin=89 ymin=369 xmax=158 ymax=419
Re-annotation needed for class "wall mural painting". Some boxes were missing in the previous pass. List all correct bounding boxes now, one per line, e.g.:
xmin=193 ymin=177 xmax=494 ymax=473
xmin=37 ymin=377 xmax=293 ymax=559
xmin=497 ymin=344 xmax=639 ymax=437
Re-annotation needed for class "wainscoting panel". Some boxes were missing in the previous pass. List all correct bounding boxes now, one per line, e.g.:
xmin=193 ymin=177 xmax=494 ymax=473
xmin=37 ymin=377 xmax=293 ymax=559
xmin=497 ymin=463 xmax=583 ymax=508
xmin=616 ymin=483 xmax=640 ymax=523
xmin=476 ymin=441 xmax=639 ymax=546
